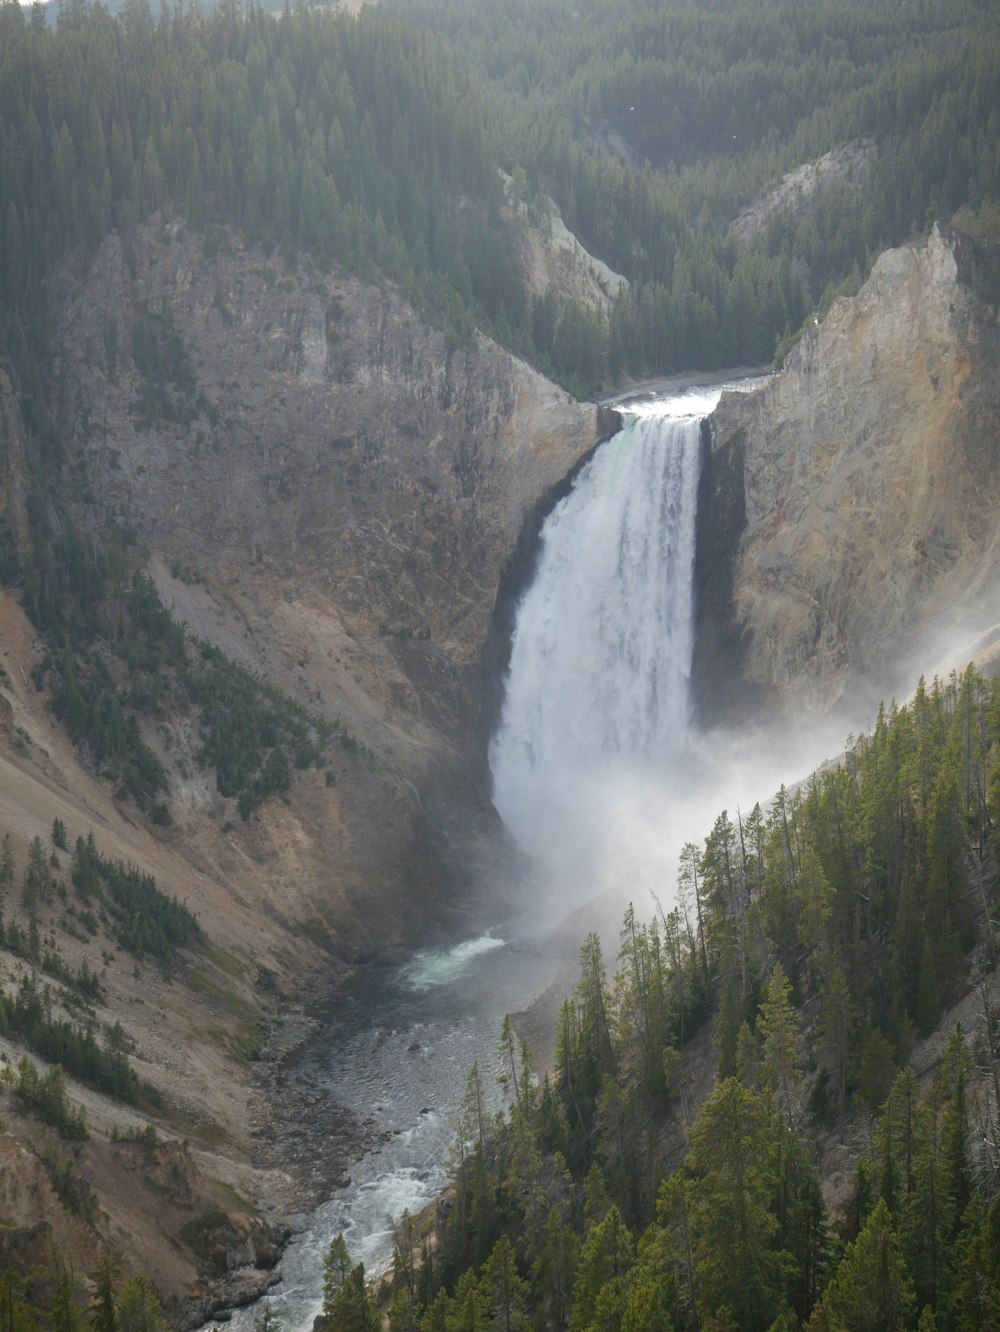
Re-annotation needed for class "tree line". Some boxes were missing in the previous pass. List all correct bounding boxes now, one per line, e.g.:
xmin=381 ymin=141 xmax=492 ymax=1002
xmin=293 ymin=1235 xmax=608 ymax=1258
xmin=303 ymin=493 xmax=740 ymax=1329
xmin=2 ymin=0 xmax=996 ymax=404
xmin=323 ymin=667 xmax=1000 ymax=1330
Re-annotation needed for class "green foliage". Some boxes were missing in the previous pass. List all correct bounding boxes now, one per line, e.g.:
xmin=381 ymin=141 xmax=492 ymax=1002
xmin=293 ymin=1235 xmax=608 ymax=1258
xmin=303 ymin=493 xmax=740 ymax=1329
xmin=0 ymin=972 xmax=142 ymax=1104
xmin=0 ymin=913 xmax=70 ymax=990
xmin=49 ymin=1255 xmax=83 ymax=1332
xmin=809 ymin=1198 xmax=916 ymax=1331
xmin=29 ymin=541 xmax=174 ymax=809
xmin=187 ymin=644 xmax=334 ymax=819
xmin=20 ymin=505 xmax=341 ymax=821
xmin=39 ymin=1133 xmax=96 ymax=1219
xmin=405 ymin=669 xmax=1000 ymax=1332
xmin=322 ymin=1233 xmax=379 ymax=1331
xmin=117 ymin=1278 xmax=169 ymax=1332
xmin=71 ymin=832 xmax=198 ymax=960
xmin=382 ymin=0 xmax=1000 ymax=381
xmin=758 ymin=963 xmax=802 ymax=1124
xmin=89 ymin=1255 xmax=119 ymax=1332
xmin=0 ymin=1241 xmax=169 ymax=1332
xmin=3 ymin=0 xmax=996 ymax=407
xmin=253 ymin=1300 xmax=282 ymax=1332
xmin=0 ymin=1239 xmax=175 ymax=1332
xmin=0 ymin=1264 xmax=37 ymax=1332
xmin=9 ymin=1057 xmax=87 ymax=1140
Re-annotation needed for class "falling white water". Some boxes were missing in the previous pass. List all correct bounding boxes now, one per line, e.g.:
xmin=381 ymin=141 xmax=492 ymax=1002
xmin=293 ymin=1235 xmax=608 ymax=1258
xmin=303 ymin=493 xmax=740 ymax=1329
xmin=489 ymin=387 xmax=725 ymax=911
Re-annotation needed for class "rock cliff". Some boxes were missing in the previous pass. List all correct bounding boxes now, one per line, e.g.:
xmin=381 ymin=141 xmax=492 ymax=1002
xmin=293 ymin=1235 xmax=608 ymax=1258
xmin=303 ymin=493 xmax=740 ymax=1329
xmin=44 ymin=216 xmax=607 ymax=947
xmin=8 ymin=211 xmax=998 ymax=1308
xmin=695 ymin=225 xmax=1000 ymax=722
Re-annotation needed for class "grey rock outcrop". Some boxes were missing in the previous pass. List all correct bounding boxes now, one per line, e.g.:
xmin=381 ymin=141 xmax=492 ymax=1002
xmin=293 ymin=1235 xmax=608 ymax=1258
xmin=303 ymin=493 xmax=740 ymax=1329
xmin=57 ymin=220 xmax=601 ymax=683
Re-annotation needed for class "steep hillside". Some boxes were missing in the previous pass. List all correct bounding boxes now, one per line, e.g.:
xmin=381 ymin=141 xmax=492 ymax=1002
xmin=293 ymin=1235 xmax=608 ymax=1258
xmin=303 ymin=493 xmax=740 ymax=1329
xmin=42 ymin=213 xmax=608 ymax=908
xmin=0 ymin=216 xmax=608 ymax=1310
xmin=0 ymin=0 xmax=997 ymax=1318
xmin=695 ymin=224 xmax=1000 ymax=722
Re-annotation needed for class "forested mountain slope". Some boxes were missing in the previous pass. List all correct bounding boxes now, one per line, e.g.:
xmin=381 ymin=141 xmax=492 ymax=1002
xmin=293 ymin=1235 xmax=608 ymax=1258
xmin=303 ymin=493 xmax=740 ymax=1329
xmin=3 ymin=0 xmax=998 ymax=397
xmin=385 ymin=0 xmax=1000 ymax=375
xmin=353 ymin=669 xmax=1000 ymax=1332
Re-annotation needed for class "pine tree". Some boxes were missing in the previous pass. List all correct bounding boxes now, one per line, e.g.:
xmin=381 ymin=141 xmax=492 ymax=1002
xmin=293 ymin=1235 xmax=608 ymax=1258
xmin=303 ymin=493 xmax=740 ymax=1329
xmin=533 ymin=1205 xmax=577 ymax=1332
xmin=117 ymin=1277 xmax=169 ymax=1332
xmin=478 ymin=1235 xmax=530 ymax=1332
xmin=809 ymin=1198 xmax=916 ymax=1331
xmin=758 ymin=963 xmax=802 ymax=1125
xmin=253 ymin=1300 xmax=281 ymax=1332
xmin=323 ymin=1233 xmax=352 ymax=1316
xmin=89 ymin=1255 xmax=118 ymax=1332
xmin=950 ymin=1192 xmax=1000 ymax=1332
xmin=817 ymin=960 xmax=856 ymax=1137
xmin=568 ymin=1205 xmax=634 ymax=1332
xmin=686 ymin=1079 xmax=792 ymax=1330
xmin=50 ymin=1256 xmax=83 ymax=1332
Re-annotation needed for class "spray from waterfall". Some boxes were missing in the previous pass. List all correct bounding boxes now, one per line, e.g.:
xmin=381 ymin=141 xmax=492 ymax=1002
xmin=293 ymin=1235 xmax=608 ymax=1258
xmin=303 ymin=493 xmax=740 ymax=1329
xmin=489 ymin=390 xmax=712 ymax=912
xmin=489 ymin=385 xmax=850 ymax=924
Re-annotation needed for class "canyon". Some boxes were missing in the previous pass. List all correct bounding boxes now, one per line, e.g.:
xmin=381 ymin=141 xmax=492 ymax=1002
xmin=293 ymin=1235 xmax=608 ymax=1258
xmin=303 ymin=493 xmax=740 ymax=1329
xmin=0 ymin=216 xmax=998 ymax=1312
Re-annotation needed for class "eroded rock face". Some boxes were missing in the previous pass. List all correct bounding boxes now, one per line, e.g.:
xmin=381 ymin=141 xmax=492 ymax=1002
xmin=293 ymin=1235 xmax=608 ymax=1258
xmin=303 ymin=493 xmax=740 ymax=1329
xmin=696 ymin=226 xmax=1000 ymax=722
xmin=57 ymin=220 xmax=599 ymax=678
xmin=43 ymin=217 xmax=606 ymax=946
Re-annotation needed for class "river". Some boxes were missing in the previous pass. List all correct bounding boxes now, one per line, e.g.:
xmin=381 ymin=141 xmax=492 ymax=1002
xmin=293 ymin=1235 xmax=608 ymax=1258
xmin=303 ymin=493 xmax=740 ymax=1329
xmin=228 ymin=933 xmax=565 ymax=1331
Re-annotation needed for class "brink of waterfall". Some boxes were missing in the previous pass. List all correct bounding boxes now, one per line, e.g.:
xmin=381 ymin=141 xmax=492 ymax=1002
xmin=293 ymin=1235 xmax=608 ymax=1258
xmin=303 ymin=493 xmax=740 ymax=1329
xmin=490 ymin=388 xmax=723 ymax=894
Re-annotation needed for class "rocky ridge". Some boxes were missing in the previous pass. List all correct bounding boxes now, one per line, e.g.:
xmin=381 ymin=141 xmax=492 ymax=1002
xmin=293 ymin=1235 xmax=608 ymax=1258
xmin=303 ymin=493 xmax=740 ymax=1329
xmin=48 ymin=216 xmax=610 ymax=938
xmin=696 ymin=224 xmax=1000 ymax=721
xmin=730 ymin=137 xmax=875 ymax=245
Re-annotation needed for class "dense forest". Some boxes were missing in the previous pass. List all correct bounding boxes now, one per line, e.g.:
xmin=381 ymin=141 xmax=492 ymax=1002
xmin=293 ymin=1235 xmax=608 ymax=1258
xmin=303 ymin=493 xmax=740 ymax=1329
xmin=384 ymin=0 xmax=1000 ymax=375
xmin=313 ymin=668 xmax=1000 ymax=1331
xmin=1 ymin=0 xmax=999 ymax=402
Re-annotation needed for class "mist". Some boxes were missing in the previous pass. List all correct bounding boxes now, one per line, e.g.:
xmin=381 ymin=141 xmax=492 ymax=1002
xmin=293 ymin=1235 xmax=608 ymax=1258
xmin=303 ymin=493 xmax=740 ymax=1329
xmin=487 ymin=380 xmax=970 ymax=939
xmin=493 ymin=708 xmax=867 ymax=936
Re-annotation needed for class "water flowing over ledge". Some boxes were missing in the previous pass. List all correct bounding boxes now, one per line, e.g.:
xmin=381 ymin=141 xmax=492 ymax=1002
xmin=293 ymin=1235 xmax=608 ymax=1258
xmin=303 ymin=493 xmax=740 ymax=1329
xmin=490 ymin=388 xmax=723 ymax=866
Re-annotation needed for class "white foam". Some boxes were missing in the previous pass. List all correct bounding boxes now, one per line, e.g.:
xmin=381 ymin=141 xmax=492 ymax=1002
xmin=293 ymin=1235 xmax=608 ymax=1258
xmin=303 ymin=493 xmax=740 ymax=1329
xmin=402 ymin=934 xmax=505 ymax=990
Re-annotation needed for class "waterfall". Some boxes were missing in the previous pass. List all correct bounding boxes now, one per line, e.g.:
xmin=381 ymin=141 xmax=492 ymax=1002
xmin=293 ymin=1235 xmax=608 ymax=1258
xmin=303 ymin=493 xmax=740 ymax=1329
xmin=489 ymin=387 xmax=723 ymax=898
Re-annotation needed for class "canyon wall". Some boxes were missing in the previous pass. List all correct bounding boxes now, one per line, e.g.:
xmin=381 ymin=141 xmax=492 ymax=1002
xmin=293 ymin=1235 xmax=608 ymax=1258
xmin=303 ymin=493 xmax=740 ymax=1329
xmin=42 ymin=217 xmax=608 ymax=952
xmin=0 ymin=220 xmax=610 ymax=1306
xmin=695 ymin=225 xmax=1000 ymax=723
xmin=2 ymin=212 xmax=998 ymax=1311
